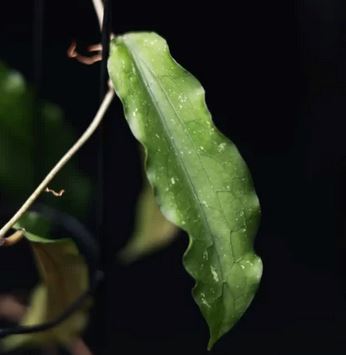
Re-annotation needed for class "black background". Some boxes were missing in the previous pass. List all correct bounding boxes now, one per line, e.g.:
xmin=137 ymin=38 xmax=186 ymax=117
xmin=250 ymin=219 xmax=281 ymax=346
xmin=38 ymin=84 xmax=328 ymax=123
xmin=0 ymin=0 xmax=346 ymax=354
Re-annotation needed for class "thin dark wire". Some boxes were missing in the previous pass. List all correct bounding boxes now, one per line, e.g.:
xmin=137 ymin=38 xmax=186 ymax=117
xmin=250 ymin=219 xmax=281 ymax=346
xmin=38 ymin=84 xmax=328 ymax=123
xmin=96 ymin=2 xmax=113 ymax=353
xmin=33 ymin=0 xmax=44 ymax=91
xmin=0 ymin=0 xmax=105 ymax=339
xmin=33 ymin=0 xmax=44 ymax=185
xmin=0 ymin=201 xmax=102 ymax=338
xmin=97 ymin=0 xmax=112 ymax=247
xmin=0 ymin=271 xmax=103 ymax=338
xmin=100 ymin=0 xmax=112 ymax=99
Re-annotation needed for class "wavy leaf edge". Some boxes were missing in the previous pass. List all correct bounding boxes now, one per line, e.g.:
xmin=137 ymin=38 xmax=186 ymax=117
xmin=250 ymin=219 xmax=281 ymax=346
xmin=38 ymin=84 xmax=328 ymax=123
xmin=108 ymin=31 xmax=262 ymax=349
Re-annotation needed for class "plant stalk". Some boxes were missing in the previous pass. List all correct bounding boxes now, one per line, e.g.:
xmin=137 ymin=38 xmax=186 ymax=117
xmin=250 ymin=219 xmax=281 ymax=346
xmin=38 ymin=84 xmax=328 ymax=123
xmin=0 ymin=89 xmax=114 ymax=242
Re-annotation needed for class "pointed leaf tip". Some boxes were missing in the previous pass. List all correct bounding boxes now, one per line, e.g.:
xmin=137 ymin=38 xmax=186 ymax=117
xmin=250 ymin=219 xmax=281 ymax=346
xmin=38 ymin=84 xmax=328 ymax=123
xmin=108 ymin=31 xmax=262 ymax=347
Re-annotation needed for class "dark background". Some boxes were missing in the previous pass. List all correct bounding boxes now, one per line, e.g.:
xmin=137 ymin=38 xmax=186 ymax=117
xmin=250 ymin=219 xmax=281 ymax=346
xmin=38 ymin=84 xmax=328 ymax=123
xmin=0 ymin=0 xmax=346 ymax=354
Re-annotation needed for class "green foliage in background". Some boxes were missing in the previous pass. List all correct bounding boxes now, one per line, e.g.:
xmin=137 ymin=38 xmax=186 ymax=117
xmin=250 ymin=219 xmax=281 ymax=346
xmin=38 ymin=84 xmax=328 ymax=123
xmin=0 ymin=62 xmax=174 ymax=261
xmin=0 ymin=27 xmax=263 ymax=351
xmin=0 ymin=63 xmax=90 ymax=218
xmin=0 ymin=212 xmax=90 ymax=351
xmin=118 ymin=179 xmax=178 ymax=263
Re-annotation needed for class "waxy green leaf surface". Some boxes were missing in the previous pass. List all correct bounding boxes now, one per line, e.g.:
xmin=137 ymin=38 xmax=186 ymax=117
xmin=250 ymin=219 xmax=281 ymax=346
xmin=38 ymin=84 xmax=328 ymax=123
xmin=108 ymin=32 xmax=262 ymax=348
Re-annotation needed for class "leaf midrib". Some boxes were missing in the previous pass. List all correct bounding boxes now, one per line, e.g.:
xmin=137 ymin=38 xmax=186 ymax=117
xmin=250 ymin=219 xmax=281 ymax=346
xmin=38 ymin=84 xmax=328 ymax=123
xmin=122 ymin=38 xmax=228 ymax=281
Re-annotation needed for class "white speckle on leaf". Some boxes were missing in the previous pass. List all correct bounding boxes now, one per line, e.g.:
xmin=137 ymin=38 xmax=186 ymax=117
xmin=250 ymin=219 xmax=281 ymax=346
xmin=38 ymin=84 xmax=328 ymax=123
xmin=178 ymin=94 xmax=187 ymax=103
xmin=170 ymin=177 xmax=176 ymax=185
xmin=164 ymin=208 xmax=178 ymax=222
xmin=210 ymin=266 xmax=219 ymax=282
xmin=200 ymin=293 xmax=211 ymax=308
xmin=201 ymin=200 xmax=208 ymax=207
xmin=217 ymin=142 xmax=226 ymax=152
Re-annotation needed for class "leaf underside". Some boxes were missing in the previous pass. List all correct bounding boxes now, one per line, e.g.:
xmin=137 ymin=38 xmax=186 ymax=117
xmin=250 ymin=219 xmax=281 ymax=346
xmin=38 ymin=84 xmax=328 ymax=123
xmin=118 ymin=178 xmax=178 ymax=263
xmin=1 ymin=212 xmax=90 ymax=351
xmin=108 ymin=32 xmax=262 ymax=349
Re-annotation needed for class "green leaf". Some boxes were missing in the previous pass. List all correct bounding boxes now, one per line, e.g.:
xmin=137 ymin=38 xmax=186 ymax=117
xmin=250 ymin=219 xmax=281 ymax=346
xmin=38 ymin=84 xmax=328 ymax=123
xmin=0 ymin=62 xmax=91 ymax=217
xmin=108 ymin=32 xmax=262 ymax=348
xmin=118 ymin=179 xmax=178 ymax=263
xmin=0 ymin=63 xmax=35 ymax=197
xmin=1 ymin=212 xmax=90 ymax=350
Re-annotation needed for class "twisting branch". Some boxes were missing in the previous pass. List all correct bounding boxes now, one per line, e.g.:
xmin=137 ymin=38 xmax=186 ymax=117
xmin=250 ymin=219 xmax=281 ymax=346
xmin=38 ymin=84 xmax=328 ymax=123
xmin=0 ymin=2 xmax=109 ymax=351
xmin=0 ymin=271 xmax=103 ymax=338
xmin=67 ymin=41 xmax=103 ymax=65
xmin=0 ymin=0 xmax=115 ymax=243
xmin=92 ymin=0 xmax=104 ymax=30
xmin=45 ymin=187 xmax=65 ymax=197
xmin=1 ymin=230 xmax=25 ymax=247
xmin=0 ymin=89 xmax=114 ymax=242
